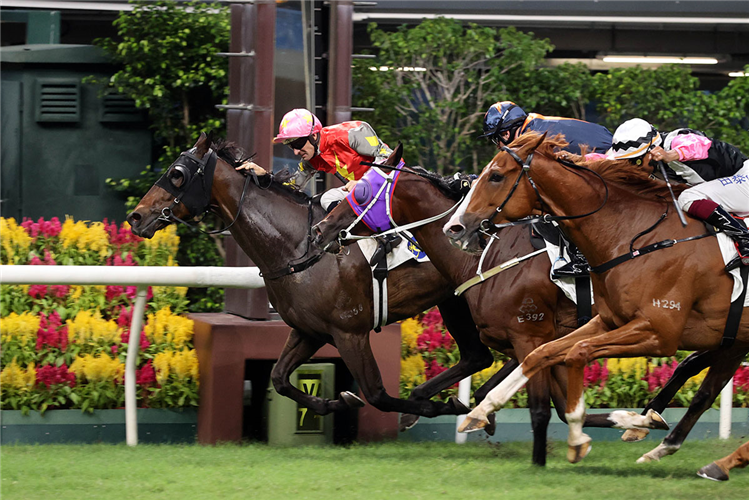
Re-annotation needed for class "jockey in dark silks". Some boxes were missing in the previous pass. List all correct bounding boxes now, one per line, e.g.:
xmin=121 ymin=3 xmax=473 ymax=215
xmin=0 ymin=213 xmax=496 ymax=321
xmin=479 ymin=101 xmax=614 ymax=276
xmin=480 ymin=101 xmax=612 ymax=155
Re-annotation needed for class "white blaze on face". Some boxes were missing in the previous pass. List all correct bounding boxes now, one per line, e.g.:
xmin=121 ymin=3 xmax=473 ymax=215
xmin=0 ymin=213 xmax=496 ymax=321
xmin=442 ymin=160 xmax=493 ymax=235
xmin=442 ymin=184 xmax=474 ymax=234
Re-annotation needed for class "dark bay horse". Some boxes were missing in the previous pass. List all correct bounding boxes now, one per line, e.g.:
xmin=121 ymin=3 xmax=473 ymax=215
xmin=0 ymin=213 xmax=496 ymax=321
xmin=445 ymin=132 xmax=749 ymax=463
xmin=127 ymin=133 xmax=499 ymax=425
xmin=312 ymin=144 xmax=671 ymax=465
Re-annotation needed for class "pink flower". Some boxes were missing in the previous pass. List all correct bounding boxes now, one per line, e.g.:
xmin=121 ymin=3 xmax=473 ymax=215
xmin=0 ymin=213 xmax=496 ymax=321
xmin=106 ymin=285 xmax=125 ymax=302
xmin=28 ymin=285 xmax=47 ymax=299
xmin=421 ymin=309 xmax=443 ymax=328
xmin=20 ymin=217 xmax=61 ymax=239
xmin=111 ymin=344 xmax=119 ymax=356
xmin=136 ymin=361 xmax=156 ymax=385
xmin=30 ymin=255 xmax=44 ymax=265
xmin=117 ymin=306 xmax=133 ymax=329
xmin=43 ymin=249 xmax=56 ymax=265
xmin=584 ymin=360 xmax=609 ymax=388
xmin=121 ymin=329 xmax=150 ymax=350
xmin=734 ymin=366 xmax=749 ymax=392
xmin=51 ymin=285 xmax=69 ymax=298
xmin=36 ymin=363 xmax=75 ymax=388
xmin=425 ymin=359 xmax=448 ymax=379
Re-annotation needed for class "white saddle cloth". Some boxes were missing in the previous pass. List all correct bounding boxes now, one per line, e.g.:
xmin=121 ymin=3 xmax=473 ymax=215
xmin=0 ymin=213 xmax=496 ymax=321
xmin=544 ymin=233 xmax=748 ymax=307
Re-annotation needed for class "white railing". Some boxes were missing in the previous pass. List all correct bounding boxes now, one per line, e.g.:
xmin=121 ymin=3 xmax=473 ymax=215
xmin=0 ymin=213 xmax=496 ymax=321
xmin=0 ymin=265 xmax=264 ymax=446
xmin=0 ymin=265 xmax=736 ymax=443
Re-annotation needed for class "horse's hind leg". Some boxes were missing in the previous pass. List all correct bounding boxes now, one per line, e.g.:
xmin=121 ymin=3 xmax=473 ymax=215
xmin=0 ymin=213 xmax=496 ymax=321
xmin=638 ymin=347 xmax=748 ymax=464
xmin=271 ymin=328 xmax=357 ymax=415
xmin=620 ymin=350 xmax=718 ymax=442
xmin=525 ymin=365 xmax=553 ymax=466
xmin=337 ymin=331 xmax=464 ymax=417
xmin=400 ymin=297 xmax=494 ymax=430
xmin=698 ymin=440 xmax=749 ymax=481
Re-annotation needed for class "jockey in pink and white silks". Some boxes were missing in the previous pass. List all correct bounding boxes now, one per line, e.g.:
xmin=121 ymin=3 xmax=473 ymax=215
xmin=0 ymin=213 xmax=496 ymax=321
xmin=603 ymin=118 xmax=749 ymax=266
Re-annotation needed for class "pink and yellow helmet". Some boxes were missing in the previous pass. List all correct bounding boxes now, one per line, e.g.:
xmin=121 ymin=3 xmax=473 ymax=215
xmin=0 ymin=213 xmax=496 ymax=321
xmin=272 ymin=108 xmax=323 ymax=144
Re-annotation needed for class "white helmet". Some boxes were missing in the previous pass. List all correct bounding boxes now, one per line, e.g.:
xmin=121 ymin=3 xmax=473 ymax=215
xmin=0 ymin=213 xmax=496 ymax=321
xmin=606 ymin=118 xmax=662 ymax=160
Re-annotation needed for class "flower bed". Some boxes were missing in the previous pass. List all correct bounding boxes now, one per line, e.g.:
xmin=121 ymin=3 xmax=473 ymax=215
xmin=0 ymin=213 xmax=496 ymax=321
xmin=401 ymin=308 xmax=749 ymax=408
xmin=0 ymin=217 xmax=199 ymax=414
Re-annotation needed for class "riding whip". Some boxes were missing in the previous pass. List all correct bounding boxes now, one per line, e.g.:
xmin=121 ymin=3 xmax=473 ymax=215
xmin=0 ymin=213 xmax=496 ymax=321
xmin=656 ymin=161 xmax=688 ymax=227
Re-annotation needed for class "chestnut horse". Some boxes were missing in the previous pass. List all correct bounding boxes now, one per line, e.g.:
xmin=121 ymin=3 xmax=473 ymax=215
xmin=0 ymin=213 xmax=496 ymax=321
xmin=312 ymin=144 xmax=671 ymax=465
xmin=127 ymin=133 xmax=497 ymax=425
xmin=445 ymin=132 xmax=749 ymax=464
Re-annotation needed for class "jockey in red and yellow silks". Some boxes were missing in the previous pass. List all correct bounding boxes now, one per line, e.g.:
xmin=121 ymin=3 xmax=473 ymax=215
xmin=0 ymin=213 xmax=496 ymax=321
xmin=269 ymin=108 xmax=393 ymax=211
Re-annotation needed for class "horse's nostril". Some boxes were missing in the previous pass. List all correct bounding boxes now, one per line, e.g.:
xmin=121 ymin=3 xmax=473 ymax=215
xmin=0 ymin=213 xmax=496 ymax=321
xmin=127 ymin=212 xmax=141 ymax=225
xmin=446 ymin=224 xmax=465 ymax=237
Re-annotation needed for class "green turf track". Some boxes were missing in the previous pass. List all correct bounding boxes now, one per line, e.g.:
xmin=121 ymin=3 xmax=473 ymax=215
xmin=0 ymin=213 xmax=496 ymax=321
xmin=2 ymin=439 xmax=748 ymax=499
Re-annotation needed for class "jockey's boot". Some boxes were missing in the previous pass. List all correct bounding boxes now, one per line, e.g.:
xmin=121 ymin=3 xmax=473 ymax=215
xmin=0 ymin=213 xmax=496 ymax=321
xmin=551 ymin=245 xmax=591 ymax=279
xmin=705 ymin=206 xmax=749 ymax=268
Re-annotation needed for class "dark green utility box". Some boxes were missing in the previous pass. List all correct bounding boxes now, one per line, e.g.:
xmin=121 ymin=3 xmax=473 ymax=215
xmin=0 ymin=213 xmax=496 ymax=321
xmin=265 ymin=363 xmax=335 ymax=446
xmin=0 ymin=44 xmax=151 ymax=222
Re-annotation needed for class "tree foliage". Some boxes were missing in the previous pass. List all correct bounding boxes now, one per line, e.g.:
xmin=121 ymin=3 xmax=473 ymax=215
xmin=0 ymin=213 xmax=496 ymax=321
xmin=354 ymin=18 xmax=749 ymax=173
xmin=91 ymin=1 xmax=230 ymax=312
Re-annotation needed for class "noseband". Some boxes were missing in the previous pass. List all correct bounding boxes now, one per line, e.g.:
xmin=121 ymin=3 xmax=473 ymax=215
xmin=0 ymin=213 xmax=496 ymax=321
xmin=478 ymin=145 xmax=610 ymax=234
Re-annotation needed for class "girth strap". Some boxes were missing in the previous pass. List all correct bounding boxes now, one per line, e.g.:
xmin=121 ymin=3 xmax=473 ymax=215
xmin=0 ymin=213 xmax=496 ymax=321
xmin=575 ymin=277 xmax=592 ymax=327
xmin=370 ymin=234 xmax=401 ymax=332
xmin=722 ymin=262 xmax=749 ymax=349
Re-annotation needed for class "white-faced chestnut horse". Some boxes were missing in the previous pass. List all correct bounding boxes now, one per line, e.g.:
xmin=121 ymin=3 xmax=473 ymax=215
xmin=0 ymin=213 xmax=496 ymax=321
xmin=444 ymin=132 xmax=749 ymax=464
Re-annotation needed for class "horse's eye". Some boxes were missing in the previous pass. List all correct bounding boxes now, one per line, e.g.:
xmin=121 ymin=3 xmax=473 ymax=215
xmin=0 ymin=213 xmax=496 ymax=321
xmin=169 ymin=169 xmax=185 ymax=188
xmin=488 ymin=172 xmax=503 ymax=183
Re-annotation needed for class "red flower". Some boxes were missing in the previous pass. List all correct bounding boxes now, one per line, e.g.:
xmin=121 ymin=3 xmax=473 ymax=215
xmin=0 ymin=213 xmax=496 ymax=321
xmin=28 ymin=285 xmax=47 ymax=299
xmin=584 ymin=360 xmax=609 ymax=388
xmin=421 ymin=309 xmax=443 ymax=328
xmin=20 ymin=217 xmax=61 ymax=239
xmin=36 ymin=313 xmax=68 ymax=351
xmin=106 ymin=285 xmax=125 ymax=302
xmin=733 ymin=366 xmax=749 ymax=392
xmin=51 ymin=285 xmax=69 ymax=298
xmin=136 ymin=360 xmax=157 ymax=386
xmin=425 ymin=359 xmax=448 ymax=379
xmin=36 ymin=363 xmax=75 ymax=388
xmin=121 ymin=329 xmax=150 ymax=350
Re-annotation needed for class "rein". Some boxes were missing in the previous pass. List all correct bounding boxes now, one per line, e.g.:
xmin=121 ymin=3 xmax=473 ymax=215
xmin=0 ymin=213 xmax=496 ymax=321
xmin=335 ymin=161 xmax=468 ymax=245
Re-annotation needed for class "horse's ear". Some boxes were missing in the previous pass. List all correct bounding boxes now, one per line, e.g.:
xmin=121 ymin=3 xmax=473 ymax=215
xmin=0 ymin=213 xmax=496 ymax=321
xmin=387 ymin=143 xmax=403 ymax=166
xmin=193 ymin=132 xmax=211 ymax=158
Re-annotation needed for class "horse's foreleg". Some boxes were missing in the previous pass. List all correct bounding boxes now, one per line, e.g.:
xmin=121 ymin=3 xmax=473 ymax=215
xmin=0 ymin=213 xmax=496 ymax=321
xmin=525 ymin=366 xmax=553 ymax=466
xmin=459 ymin=316 xmax=608 ymax=433
xmin=337 ymin=332 xmax=464 ymax=417
xmin=271 ymin=328 xmax=353 ymax=415
xmin=638 ymin=348 xmax=747 ymax=464
xmin=400 ymin=298 xmax=494 ymax=430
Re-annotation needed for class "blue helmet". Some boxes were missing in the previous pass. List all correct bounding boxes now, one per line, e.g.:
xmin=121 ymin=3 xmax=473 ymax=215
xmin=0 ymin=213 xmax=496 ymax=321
xmin=479 ymin=101 xmax=528 ymax=145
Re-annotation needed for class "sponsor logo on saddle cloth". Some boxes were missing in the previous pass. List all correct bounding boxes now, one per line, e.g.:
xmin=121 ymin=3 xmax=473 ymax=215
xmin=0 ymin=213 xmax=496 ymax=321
xmin=345 ymin=163 xmax=428 ymax=265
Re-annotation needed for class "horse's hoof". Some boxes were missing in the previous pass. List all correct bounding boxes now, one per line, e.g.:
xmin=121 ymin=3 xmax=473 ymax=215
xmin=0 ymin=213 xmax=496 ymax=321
xmin=567 ymin=440 xmax=592 ymax=464
xmin=400 ymin=414 xmax=419 ymax=432
xmin=340 ymin=391 xmax=365 ymax=408
xmin=458 ymin=416 xmax=487 ymax=433
xmin=448 ymin=395 xmax=470 ymax=414
xmin=645 ymin=409 xmax=669 ymax=430
xmin=622 ymin=428 xmax=649 ymax=443
xmin=484 ymin=413 xmax=496 ymax=437
xmin=697 ymin=462 xmax=729 ymax=482
xmin=636 ymin=453 xmax=656 ymax=464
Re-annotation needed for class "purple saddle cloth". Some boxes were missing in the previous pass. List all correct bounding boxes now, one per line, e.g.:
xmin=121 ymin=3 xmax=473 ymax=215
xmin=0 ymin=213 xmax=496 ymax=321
xmin=344 ymin=161 xmax=404 ymax=232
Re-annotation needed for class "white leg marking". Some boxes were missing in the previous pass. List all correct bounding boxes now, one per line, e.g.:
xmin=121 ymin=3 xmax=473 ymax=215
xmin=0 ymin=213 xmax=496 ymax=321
xmin=466 ymin=365 xmax=529 ymax=421
xmin=565 ymin=398 xmax=591 ymax=447
xmin=637 ymin=442 xmax=681 ymax=463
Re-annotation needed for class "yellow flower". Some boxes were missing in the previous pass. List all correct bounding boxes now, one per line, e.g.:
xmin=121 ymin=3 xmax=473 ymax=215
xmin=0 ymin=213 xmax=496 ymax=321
xmin=144 ymin=307 xmax=194 ymax=347
xmin=171 ymin=349 xmax=199 ymax=380
xmin=681 ymin=367 xmax=709 ymax=392
xmin=0 ymin=359 xmax=35 ymax=391
xmin=59 ymin=217 xmax=110 ymax=256
xmin=400 ymin=318 xmax=422 ymax=355
xmin=70 ymin=286 xmax=84 ymax=300
xmin=66 ymin=310 xmax=121 ymax=344
xmin=607 ymin=357 xmax=648 ymax=379
xmin=401 ymin=355 xmax=425 ymax=388
xmin=70 ymin=353 xmax=123 ymax=382
xmin=0 ymin=218 xmax=33 ymax=263
xmin=143 ymin=224 xmax=180 ymax=254
xmin=0 ymin=312 xmax=41 ymax=344
xmin=153 ymin=351 xmax=173 ymax=385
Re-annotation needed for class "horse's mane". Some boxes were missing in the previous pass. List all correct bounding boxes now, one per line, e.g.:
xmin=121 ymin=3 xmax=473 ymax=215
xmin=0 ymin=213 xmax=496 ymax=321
xmin=386 ymin=164 xmax=470 ymax=201
xmin=212 ymin=139 xmax=313 ymax=204
xmin=510 ymin=132 xmax=687 ymax=201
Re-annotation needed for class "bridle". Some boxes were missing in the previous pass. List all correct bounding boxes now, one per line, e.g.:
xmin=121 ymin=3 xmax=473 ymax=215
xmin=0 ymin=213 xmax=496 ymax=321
xmin=155 ymin=148 xmax=257 ymax=235
xmin=478 ymin=144 xmax=610 ymax=234
xmin=155 ymin=146 xmax=324 ymax=280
